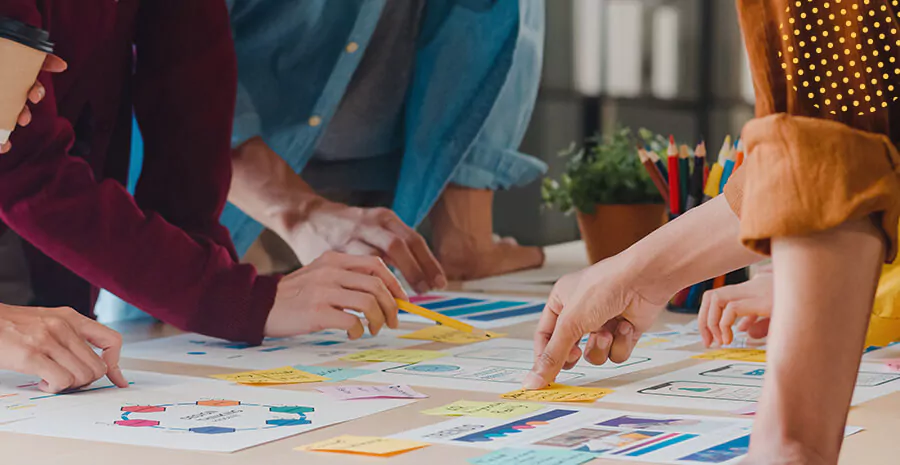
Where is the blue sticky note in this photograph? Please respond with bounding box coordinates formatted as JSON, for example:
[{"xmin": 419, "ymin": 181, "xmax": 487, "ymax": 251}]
[
  {"xmin": 292, "ymin": 365, "xmax": 374, "ymax": 382},
  {"xmin": 468, "ymin": 448, "xmax": 596, "ymax": 465}
]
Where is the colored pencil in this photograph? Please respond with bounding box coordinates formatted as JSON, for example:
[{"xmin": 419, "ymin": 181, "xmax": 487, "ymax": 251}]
[
  {"xmin": 638, "ymin": 147, "xmax": 670, "ymax": 205},
  {"xmin": 734, "ymin": 139, "xmax": 745, "ymax": 169},
  {"xmin": 647, "ymin": 146, "xmax": 668, "ymax": 183},
  {"xmin": 396, "ymin": 300, "xmax": 491, "ymax": 338},
  {"xmin": 703, "ymin": 136, "xmax": 731, "ymax": 199},
  {"xmin": 685, "ymin": 142, "xmax": 706, "ymax": 210},
  {"xmin": 667, "ymin": 135, "xmax": 681, "ymax": 215},
  {"xmin": 679, "ymin": 145, "xmax": 691, "ymax": 212},
  {"xmin": 718, "ymin": 139, "xmax": 737, "ymax": 194}
]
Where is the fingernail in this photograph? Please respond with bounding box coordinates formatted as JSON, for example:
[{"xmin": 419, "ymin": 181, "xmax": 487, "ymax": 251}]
[
  {"xmin": 415, "ymin": 282, "xmax": 430, "ymax": 294},
  {"xmin": 618, "ymin": 323, "xmax": 632, "ymax": 336},
  {"xmin": 435, "ymin": 275, "xmax": 448, "ymax": 289},
  {"xmin": 522, "ymin": 372, "xmax": 547, "ymax": 390}
]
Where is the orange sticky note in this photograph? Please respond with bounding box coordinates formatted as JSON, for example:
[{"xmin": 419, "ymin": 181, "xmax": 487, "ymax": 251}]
[
  {"xmin": 501, "ymin": 383, "xmax": 613, "ymax": 403},
  {"xmin": 296, "ymin": 435, "xmax": 430, "ymax": 457}
]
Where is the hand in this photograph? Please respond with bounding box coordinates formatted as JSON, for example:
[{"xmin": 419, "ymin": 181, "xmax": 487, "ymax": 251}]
[
  {"xmin": 0, "ymin": 55, "xmax": 67, "ymax": 154},
  {"xmin": 264, "ymin": 251, "xmax": 409, "ymax": 338},
  {"xmin": 286, "ymin": 201, "xmax": 446, "ymax": 294},
  {"xmin": 698, "ymin": 271, "xmax": 774, "ymax": 347},
  {"xmin": 525, "ymin": 254, "xmax": 669, "ymax": 389},
  {"xmin": 0, "ymin": 304, "xmax": 128, "ymax": 393}
]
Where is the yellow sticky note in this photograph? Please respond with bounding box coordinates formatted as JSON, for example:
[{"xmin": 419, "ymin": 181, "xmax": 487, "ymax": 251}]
[
  {"xmin": 210, "ymin": 366, "xmax": 328, "ymax": 385},
  {"xmin": 400, "ymin": 326, "xmax": 506, "ymax": 344},
  {"xmin": 340, "ymin": 349, "xmax": 447, "ymax": 364},
  {"xmin": 501, "ymin": 383, "xmax": 613, "ymax": 403},
  {"xmin": 693, "ymin": 349, "xmax": 767, "ymax": 363},
  {"xmin": 421, "ymin": 401, "xmax": 543, "ymax": 419},
  {"xmin": 297, "ymin": 435, "xmax": 430, "ymax": 457}
]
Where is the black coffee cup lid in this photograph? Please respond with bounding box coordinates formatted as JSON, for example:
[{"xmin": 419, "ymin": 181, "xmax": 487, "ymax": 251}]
[{"xmin": 0, "ymin": 16, "xmax": 53, "ymax": 54}]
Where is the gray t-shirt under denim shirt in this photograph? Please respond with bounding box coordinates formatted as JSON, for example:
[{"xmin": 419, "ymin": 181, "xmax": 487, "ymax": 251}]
[{"xmin": 305, "ymin": 0, "xmax": 425, "ymax": 193}]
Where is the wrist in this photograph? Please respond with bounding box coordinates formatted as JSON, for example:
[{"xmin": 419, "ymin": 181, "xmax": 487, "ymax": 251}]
[{"xmin": 614, "ymin": 244, "xmax": 685, "ymax": 306}]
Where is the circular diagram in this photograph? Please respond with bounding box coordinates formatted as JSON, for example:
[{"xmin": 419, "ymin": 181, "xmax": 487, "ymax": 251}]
[
  {"xmin": 404, "ymin": 364, "xmax": 461, "ymax": 373},
  {"xmin": 115, "ymin": 400, "xmax": 314, "ymax": 434}
]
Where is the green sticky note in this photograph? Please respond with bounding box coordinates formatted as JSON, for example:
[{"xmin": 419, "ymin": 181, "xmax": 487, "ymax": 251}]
[{"xmin": 292, "ymin": 366, "xmax": 374, "ymax": 382}]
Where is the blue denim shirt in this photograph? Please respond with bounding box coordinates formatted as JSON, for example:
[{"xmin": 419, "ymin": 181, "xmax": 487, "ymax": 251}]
[{"xmin": 221, "ymin": 0, "xmax": 547, "ymax": 256}]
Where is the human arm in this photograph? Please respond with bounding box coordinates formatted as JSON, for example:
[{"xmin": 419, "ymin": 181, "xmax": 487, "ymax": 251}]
[
  {"xmin": 0, "ymin": 54, "xmax": 65, "ymax": 154},
  {"xmin": 0, "ymin": 303, "xmax": 127, "ymax": 393},
  {"xmin": 525, "ymin": 195, "xmax": 764, "ymax": 389},
  {"xmin": 0, "ymin": 1, "xmax": 279, "ymax": 343},
  {"xmin": 747, "ymin": 220, "xmax": 882, "ymax": 464},
  {"xmin": 229, "ymin": 136, "xmax": 446, "ymax": 293}
]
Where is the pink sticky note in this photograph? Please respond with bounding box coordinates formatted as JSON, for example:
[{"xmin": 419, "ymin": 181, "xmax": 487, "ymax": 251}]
[
  {"xmin": 731, "ymin": 404, "xmax": 757, "ymax": 416},
  {"xmin": 316, "ymin": 384, "xmax": 428, "ymax": 400}
]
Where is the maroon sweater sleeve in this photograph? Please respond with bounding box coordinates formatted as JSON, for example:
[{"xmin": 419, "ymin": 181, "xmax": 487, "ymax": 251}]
[{"xmin": 0, "ymin": 1, "xmax": 278, "ymax": 344}]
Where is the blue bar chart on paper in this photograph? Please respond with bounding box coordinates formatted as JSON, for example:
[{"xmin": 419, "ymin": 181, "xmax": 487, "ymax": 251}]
[{"xmin": 400, "ymin": 292, "xmax": 547, "ymax": 328}]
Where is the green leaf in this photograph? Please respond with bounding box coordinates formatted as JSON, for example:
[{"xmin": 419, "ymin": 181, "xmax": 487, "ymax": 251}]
[{"xmin": 541, "ymin": 126, "xmax": 664, "ymax": 213}]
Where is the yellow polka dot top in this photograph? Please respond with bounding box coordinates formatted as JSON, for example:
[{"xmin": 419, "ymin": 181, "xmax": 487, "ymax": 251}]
[{"xmin": 739, "ymin": 0, "xmax": 900, "ymax": 136}]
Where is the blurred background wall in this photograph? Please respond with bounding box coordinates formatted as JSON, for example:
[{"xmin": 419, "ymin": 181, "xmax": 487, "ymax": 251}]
[{"xmin": 495, "ymin": 0, "xmax": 756, "ymax": 246}]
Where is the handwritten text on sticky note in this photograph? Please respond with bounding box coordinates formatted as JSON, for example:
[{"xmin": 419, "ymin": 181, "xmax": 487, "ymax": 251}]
[
  {"xmin": 211, "ymin": 366, "xmax": 328, "ymax": 385},
  {"xmin": 291, "ymin": 365, "xmax": 374, "ymax": 382},
  {"xmin": 400, "ymin": 326, "xmax": 506, "ymax": 344},
  {"xmin": 501, "ymin": 383, "xmax": 612, "ymax": 403},
  {"xmin": 297, "ymin": 435, "xmax": 430, "ymax": 457}
]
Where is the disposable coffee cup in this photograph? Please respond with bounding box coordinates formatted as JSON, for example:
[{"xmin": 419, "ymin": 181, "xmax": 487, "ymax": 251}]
[{"xmin": 0, "ymin": 16, "xmax": 53, "ymax": 145}]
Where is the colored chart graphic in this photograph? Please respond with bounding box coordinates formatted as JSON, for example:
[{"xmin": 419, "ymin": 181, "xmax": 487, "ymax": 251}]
[
  {"xmin": 402, "ymin": 293, "xmax": 546, "ymax": 327},
  {"xmin": 115, "ymin": 399, "xmax": 315, "ymax": 434},
  {"xmin": 454, "ymin": 409, "xmax": 578, "ymax": 443},
  {"xmin": 679, "ymin": 435, "xmax": 749, "ymax": 463}
]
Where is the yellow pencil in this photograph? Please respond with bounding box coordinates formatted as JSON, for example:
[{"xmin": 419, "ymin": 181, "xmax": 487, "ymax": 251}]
[{"xmin": 396, "ymin": 299, "xmax": 492, "ymax": 338}]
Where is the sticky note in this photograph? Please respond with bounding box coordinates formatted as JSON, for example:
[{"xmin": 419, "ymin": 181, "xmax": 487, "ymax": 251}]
[
  {"xmin": 501, "ymin": 383, "xmax": 612, "ymax": 403},
  {"xmin": 400, "ymin": 326, "xmax": 506, "ymax": 344},
  {"xmin": 420, "ymin": 401, "xmax": 543, "ymax": 419},
  {"xmin": 210, "ymin": 366, "xmax": 328, "ymax": 385},
  {"xmin": 468, "ymin": 448, "xmax": 597, "ymax": 465},
  {"xmin": 297, "ymin": 435, "xmax": 430, "ymax": 457},
  {"xmin": 340, "ymin": 349, "xmax": 447, "ymax": 364},
  {"xmin": 291, "ymin": 365, "xmax": 374, "ymax": 382},
  {"xmin": 693, "ymin": 349, "xmax": 767, "ymax": 363},
  {"xmin": 316, "ymin": 384, "xmax": 428, "ymax": 400},
  {"xmin": 883, "ymin": 358, "xmax": 900, "ymax": 372}
]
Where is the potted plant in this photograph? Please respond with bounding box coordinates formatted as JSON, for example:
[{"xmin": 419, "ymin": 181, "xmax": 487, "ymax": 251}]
[{"xmin": 542, "ymin": 127, "xmax": 666, "ymax": 264}]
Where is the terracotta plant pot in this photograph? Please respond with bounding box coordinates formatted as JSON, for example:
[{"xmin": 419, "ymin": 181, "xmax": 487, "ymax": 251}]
[{"xmin": 576, "ymin": 204, "xmax": 667, "ymax": 264}]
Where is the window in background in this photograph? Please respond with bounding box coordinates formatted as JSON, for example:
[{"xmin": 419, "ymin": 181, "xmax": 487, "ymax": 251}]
[
  {"xmin": 604, "ymin": 0, "xmax": 643, "ymax": 97},
  {"xmin": 573, "ymin": 0, "xmax": 604, "ymax": 96},
  {"xmin": 651, "ymin": 5, "xmax": 680, "ymax": 99}
]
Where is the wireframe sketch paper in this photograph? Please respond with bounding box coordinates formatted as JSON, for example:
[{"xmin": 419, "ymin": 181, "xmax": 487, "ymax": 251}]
[
  {"xmin": 0, "ymin": 370, "xmax": 413, "ymax": 452},
  {"xmin": 601, "ymin": 360, "xmax": 900, "ymax": 412},
  {"xmin": 393, "ymin": 405, "xmax": 862, "ymax": 464},
  {"xmin": 355, "ymin": 338, "xmax": 696, "ymax": 393},
  {"xmin": 122, "ymin": 328, "xmax": 421, "ymax": 369}
]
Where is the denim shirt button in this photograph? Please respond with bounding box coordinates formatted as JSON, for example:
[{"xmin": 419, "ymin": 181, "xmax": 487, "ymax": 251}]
[
  {"xmin": 345, "ymin": 42, "xmax": 360, "ymax": 53},
  {"xmin": 308, "ymin": 116, "xmax": 322, "ymax": 127}
]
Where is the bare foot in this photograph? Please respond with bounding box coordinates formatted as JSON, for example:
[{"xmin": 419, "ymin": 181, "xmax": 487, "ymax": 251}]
[
  {"xmin": 436, "ymin": 234, "xmax": 544, "ymax": 281},
  {"xmin": 430, "ymin": 185, "xmax": 544, "ymax": 281}
]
